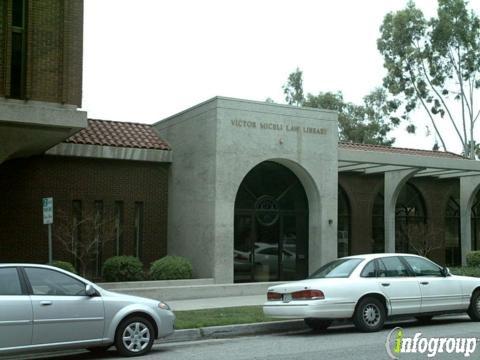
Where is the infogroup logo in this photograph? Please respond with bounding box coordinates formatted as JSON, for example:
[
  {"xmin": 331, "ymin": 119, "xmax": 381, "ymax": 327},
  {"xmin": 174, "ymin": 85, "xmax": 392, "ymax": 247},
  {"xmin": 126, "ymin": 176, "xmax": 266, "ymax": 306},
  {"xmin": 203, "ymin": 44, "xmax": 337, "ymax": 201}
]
[{"xmin": 385, "ymin": 327, "xmax": 478, "ymax": 359}]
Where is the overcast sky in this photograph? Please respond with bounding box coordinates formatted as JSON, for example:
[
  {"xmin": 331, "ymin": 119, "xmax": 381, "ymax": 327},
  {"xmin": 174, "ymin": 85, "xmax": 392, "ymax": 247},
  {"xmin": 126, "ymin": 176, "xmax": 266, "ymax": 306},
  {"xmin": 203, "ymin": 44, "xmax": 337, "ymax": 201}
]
[{"xmin": 81, "ymin": 0, "xmax": 480, "ymax": 153}]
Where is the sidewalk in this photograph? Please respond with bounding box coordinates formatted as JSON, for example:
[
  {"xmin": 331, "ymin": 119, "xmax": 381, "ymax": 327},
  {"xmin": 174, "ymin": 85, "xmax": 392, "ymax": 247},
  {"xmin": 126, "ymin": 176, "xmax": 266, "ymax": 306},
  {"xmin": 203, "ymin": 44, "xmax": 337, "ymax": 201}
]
[{"xmin": 168, "ymin": 294, "xmax": 266, "ymax": 311}]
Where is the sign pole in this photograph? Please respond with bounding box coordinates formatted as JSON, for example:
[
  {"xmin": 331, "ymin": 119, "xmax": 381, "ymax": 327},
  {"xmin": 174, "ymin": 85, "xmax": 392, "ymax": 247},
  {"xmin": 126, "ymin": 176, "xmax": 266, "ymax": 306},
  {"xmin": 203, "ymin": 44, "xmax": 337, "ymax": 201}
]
[
  {"xmin": 48, "ymin": 223, "xmax": 52, "ymax": 264},
  {"xmin": 43, "ymin": 197, "xmax": 54, "ymax": 264}
]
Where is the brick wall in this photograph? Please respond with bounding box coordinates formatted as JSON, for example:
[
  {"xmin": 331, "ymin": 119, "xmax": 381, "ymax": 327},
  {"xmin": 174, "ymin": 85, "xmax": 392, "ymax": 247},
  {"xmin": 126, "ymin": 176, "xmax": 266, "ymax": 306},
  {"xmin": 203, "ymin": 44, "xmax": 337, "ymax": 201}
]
[
  {"xmin": 339, "ymin": 172, "xmax": 460, "ymax": 265},
  {"xmin": 0, "ymin": 0, "xmax": 83, "ymax": 105},
  {"xmin": 0, "ymin": 155, "xmax": 169, "ymax": 274}
]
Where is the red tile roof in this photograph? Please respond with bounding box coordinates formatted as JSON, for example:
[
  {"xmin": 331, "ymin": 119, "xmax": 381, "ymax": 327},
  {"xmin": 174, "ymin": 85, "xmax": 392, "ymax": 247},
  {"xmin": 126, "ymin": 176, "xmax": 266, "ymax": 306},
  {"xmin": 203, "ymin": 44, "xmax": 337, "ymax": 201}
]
[
  {"xmin": 339, "ymin": 142, "xmax": 462, "ymax": 159},
  {"xmin": 65, "ymin": 119, "xmax": 170, "ymax": 150}
]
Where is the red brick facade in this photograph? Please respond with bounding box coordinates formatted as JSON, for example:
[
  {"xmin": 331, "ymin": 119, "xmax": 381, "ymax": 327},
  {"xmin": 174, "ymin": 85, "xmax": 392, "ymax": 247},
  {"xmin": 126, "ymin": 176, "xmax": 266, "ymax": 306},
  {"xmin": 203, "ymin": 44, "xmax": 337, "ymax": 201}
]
[
  {"xmin": 1, "ymin": 0, "xmax": 83, "ymax": 105},
  {"xmin": 0, "ymin": 155, "xmax": 169, "ymax": 275}
]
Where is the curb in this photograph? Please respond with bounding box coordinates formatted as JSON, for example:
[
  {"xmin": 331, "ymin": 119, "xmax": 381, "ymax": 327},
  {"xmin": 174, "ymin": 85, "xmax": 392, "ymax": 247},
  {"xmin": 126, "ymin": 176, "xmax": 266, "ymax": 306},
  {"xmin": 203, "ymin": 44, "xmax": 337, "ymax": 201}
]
[{"xmin": 160, "ymin": 319, "xmax": 307, "ymax": 343}]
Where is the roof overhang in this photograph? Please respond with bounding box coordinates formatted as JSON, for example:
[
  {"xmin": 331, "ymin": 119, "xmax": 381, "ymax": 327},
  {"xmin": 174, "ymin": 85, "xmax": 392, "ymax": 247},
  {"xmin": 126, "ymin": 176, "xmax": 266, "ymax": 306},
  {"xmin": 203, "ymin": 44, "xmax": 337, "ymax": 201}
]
[
  {"xmin": 0, "ymin": 99, "xmax": 87, "ymax": 164},
  {"xmin": 46, "ymin": 143, "xmax": 172, "ymax": 163},
  {"xmin": 338, "ymin": 147, "xmax": 480, "ymax": 178}
]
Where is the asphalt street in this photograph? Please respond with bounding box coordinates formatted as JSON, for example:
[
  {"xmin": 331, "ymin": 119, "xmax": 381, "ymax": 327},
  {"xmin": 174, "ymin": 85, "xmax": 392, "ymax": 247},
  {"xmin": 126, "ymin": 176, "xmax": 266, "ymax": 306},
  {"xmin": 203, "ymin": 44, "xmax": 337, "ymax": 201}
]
[{"xmin": 4, "ymin": 316, "xmax": 480, "ymax": 360}]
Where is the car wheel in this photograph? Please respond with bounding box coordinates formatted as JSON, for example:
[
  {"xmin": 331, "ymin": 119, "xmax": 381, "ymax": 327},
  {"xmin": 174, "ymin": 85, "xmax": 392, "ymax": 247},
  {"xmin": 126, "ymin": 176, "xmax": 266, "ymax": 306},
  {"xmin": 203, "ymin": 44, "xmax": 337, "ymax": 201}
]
[
  {"xmin": 467, "ymin": 290, "xmax": 480, "ymax": 322},
  {"xmin": 87, "ymin": 345, "xmax": 111, "ymax": 354},
  {"xmin": 304, "ymin": 318, "xmax": 332, "ymax": 331},
  {"xmin": 415, "ymin": 315, "xmax": 433, "ymax": 324},
  {"xmin": 115, "ymin": 316, "xmax": 154, "ymax": 357},
  {"xmin": 353, "ymin": 297, "xmax": 386, "ymax": 332}
]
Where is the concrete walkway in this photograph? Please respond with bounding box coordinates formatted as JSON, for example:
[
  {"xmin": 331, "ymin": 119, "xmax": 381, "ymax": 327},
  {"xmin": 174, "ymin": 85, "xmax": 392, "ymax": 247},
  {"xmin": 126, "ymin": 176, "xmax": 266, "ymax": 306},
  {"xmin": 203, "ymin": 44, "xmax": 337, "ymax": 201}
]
[{"xmin": 168, "ymin": 294, "xmax": 266, "ymax": 311}]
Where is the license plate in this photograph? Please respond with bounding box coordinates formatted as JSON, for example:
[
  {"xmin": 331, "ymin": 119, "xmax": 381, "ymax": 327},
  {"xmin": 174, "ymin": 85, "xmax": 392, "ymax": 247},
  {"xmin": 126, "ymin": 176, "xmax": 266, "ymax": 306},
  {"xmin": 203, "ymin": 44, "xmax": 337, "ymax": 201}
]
[{"xmin": 282, "ymin": 294, "xmax": 292, "ymax": 303}]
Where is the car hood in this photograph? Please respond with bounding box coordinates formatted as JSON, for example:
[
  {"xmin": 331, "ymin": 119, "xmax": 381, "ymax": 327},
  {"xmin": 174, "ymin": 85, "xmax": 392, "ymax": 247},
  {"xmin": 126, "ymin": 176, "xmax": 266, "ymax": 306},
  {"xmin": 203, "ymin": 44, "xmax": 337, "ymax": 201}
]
[
  {"xmin": 268, "ymin": 278, "xmax": 349, "ymax": 293},
  {"xmin": 100, "ymin": 289, "xmax": 160, "ymax": 306}
]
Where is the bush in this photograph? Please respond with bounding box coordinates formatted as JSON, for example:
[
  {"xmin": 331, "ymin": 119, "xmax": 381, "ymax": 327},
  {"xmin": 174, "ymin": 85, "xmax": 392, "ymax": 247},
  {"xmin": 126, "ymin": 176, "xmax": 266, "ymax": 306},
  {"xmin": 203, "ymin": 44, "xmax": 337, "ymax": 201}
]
[
  {"xmin": 149, "ymin": 256, "xmax": 193, "ymax": 280},
  {"xmin": 449, "ymin": 267, "xmax": 480, "ymax": 278},
  {"xmin": 102, "ymin": 256, "xmax": 144, "ymax": 282},
  {"xmin": 466, "ymin": 251, "xmax": 480, "ymax": 267},
  {"xmin": 50, "ymin": 260, "xmax": 77, "ymax": 274}
]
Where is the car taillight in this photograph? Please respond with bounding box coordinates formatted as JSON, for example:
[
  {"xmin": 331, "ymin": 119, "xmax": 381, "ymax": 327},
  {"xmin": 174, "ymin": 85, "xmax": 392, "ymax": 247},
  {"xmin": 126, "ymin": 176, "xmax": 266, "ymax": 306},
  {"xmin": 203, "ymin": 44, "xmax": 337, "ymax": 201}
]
[
  {"xmin": 291, "ymin": 289, "xmax": 324, "ymax": 300},
  {"xmin": 267, "ymin": 291, "xmax": 282, "ymax": 301}
]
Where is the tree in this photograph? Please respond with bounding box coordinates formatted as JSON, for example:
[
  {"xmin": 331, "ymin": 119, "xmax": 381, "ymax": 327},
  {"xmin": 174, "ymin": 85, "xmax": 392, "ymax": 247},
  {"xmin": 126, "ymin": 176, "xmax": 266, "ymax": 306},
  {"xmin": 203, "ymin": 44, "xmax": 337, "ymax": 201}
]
[
  {"xmin": 54, "ymin": 206, "xmax": 116, "ymax": 278},
  {"xmin": 377, "ymin": 0, "xmax": 480, "ymax": 158},
  {"xmin": 281, "ymin": 68, "xmax": 399, "ymax": 145},
  {"xmin": 283, "ymin": 67, "xmax": 304, "ymax": 106},
  {"xmin": 398, "ymin": 222, "xmax": 444, "ymax": 258}
]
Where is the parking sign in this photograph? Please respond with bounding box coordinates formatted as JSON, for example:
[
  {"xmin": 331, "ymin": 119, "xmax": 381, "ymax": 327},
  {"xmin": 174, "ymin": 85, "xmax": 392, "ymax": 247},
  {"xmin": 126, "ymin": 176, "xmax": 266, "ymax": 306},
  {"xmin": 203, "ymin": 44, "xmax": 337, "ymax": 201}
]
[{"xmin": 43, "ymin": 197, "xmax": 53, "ymax": 224}]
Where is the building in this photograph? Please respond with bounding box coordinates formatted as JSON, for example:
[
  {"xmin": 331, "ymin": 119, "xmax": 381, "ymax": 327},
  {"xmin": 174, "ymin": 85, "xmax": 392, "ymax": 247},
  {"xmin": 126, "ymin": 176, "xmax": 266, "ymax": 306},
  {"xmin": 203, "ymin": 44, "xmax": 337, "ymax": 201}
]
[{"xmin": 1, "ymin": 0, "xmax": 480, "ymax": 284}]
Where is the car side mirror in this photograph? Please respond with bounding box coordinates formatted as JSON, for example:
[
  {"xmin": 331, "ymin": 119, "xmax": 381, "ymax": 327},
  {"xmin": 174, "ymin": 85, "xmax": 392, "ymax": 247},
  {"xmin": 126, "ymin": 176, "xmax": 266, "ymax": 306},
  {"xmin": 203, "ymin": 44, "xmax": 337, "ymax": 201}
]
[
  {"xmin": 85, "ymin": 284, "xmax": 97, "ymax": 297},
  {"xmin": 441, "ymin": 266, "xmax": 450, "ymax": 277}
]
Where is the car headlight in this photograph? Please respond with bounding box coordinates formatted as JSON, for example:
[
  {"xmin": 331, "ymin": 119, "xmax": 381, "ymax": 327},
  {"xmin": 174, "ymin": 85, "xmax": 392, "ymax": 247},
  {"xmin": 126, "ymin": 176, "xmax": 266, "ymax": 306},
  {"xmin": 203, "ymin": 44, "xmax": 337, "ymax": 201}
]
[{"xmin": 158, "ymin": 301, "xmax": 170, "ymax": 310}]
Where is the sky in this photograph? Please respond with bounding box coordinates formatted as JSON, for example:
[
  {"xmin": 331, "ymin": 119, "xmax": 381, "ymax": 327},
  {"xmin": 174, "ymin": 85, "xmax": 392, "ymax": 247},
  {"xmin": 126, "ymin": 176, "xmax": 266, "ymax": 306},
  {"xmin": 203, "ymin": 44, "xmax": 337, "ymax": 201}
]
[{"xmin": 81, "ymin": 0, "xmax": 480, "ymax": 154}]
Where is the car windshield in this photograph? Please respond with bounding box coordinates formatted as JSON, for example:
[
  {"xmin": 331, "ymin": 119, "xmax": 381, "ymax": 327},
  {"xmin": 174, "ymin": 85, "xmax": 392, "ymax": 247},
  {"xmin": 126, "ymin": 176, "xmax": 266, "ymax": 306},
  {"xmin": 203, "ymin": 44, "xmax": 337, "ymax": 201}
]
[{"xmin": 309, "ymin": 258, "xmax": 363, "ymax": 279}]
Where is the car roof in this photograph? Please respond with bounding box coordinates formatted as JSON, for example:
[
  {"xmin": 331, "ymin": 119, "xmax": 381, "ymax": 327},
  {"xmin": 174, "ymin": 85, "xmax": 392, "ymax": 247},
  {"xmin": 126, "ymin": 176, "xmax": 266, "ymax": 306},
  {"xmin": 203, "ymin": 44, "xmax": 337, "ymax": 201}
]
[{"xmin": 341, "ymin": 253, "xmax": 425, "ymax": 261}]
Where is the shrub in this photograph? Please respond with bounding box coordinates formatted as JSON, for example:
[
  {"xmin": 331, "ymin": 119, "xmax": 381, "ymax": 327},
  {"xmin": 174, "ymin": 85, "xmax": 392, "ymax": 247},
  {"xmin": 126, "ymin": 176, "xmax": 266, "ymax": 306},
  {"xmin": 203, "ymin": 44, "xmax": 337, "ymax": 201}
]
[
  {"xmin": 50, "ymin": 260, "xmax": 77, "ymax": 274},
  {"xmin": 449, "ymin": 267, "xmax": 480, "ymax": 278},
  {"xmin": 466, "ymin": 251, "xmax": 480, "ymax": 267},
  {"xmin": 102, "ymin": 256, "xmax": 144, "ymax": 282},
  {"xmin": 149, "ymin": 256, "xmax": 193, "ymax": 280}
]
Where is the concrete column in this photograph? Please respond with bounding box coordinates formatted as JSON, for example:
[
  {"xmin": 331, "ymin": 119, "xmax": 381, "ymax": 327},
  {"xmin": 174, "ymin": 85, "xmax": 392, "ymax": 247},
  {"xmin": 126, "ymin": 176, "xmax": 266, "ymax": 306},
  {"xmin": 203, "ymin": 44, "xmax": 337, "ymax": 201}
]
[
  {"xmin": 460, "ymin": 176, "xmax": 480, "ymax": 265},
  {"xmin": 384, "ymin": 169, "xmax": 420, "ymax": 253}
]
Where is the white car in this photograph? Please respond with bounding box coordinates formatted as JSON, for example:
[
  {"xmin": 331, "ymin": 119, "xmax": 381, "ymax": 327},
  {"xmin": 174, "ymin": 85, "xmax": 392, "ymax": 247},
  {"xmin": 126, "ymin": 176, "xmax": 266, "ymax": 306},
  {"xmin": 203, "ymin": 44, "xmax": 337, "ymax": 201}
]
[{"xmin": 263, "ymin": 253, "xmax": 480, "ymax": 332}]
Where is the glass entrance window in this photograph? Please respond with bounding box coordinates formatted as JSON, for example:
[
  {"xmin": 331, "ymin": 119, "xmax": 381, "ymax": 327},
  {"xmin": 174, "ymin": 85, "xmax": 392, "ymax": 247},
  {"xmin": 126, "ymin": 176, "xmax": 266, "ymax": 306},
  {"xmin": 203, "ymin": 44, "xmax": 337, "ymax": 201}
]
[
  {"xmin": 338, "ymin": 186, "xmax": 351, "ymax": 258},
  {"xmin": 234, "ymin": 161, "xmax": 308, "ymax": 283}
]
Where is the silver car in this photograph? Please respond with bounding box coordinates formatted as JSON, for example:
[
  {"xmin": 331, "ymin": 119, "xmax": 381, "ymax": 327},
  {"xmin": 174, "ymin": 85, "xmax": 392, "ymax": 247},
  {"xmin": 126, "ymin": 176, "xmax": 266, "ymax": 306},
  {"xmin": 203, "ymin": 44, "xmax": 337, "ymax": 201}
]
[{"xmin": 0, "ymin": 264, "xmax": 175, "ymax": 357}]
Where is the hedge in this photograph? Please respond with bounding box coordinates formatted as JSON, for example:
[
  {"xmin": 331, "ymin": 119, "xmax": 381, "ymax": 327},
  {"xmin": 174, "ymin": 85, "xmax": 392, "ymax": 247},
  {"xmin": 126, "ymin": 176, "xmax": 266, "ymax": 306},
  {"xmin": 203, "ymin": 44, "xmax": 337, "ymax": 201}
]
[
  {"xmin": 449, "ymin": 267, "xmax": 480, "ymax": 278},
  {"xmin": 102, "ymin": 256, "xmax": 144, "ymax": 282},
  {"xmin": 466, "ymin": 251, "xmax": 480, "ymax": 267},
  {"xmin": 50, "ymin": 260, "xmax": 77, "ymax": 274},
  {"xmin": 149, "ymin": 256, "xmax": 193, "ymax": 280}
]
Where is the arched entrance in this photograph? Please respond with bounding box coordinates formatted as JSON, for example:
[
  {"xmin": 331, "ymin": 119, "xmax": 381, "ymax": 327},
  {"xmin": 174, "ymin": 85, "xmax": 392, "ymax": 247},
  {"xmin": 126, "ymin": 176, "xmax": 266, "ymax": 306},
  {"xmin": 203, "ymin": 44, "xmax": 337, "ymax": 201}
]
[{"xmin": 234, "ymin": 161, "xmax": 309, "ymax": 283}]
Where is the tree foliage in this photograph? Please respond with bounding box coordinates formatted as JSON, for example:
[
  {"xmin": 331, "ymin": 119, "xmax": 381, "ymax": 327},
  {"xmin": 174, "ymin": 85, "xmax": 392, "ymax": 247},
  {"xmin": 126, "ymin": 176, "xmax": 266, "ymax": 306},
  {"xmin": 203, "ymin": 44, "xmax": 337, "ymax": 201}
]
[
  {"xmin": 377, "ymin": 0, "xmax": 480, "ymax": 158},
  {"xmin": 281, "ymin": 68, "xmax": 398, "ymax": 145}
]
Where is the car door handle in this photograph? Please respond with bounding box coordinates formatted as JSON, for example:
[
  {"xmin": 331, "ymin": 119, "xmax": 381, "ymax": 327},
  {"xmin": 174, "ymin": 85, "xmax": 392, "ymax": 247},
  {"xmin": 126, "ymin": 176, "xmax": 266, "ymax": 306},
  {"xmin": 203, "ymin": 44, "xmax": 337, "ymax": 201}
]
[
  {"xmin": 381, "ymin": 283, "xmax": 390, "ymax": 287},
  {"xmin": 420, "ymin": 281, "xmax": 429, "ymax": 285},
  {"xmin": 40, "ymin": 301, "xmax": 52, "ymax": 306}
]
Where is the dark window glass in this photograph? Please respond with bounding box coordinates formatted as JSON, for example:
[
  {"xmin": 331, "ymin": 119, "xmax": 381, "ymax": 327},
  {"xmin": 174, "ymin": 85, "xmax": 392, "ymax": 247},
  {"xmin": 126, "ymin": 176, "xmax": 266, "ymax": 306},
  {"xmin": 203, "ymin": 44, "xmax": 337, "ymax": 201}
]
[
  {"xmin": 0, "ymin": 268, "xmax": 22, "ymax": 295},
  {"xmin": 403, "ymin": 256, "xmax": 442, "ymax": 277},
  {"xmin": 472, "ymin": 193, "xmax": 480, "ymax": 251},
  {"xmin": 372, "ymin": 183, "xmax": 427, "ymax": 254},
  {"xmin": 338, "ymin": 186, "xmax": 351, "ymax": 257},
  {"xmin": 94, "ymin": 201, "xmax": 104, "ymax": 276},
  {"xmin": 361, "ymin": 260, "xmax": 376, "ymax": 278},
  {"xmin": 10, "ymin": 32, "xmax": 24, "ymax": 98},
  {"xmin": 372, "ymin": 193, "xmax": 385, "ymax": 253},
  {"xmin": 377, "ymin": 257, "xmax": 410, "ymax": 277},
  {"xmin": 309, "ymin": 258, "xmax": 363, "ymax": 279},
  {"xmin": 234, "ymin": 161, "xmax": 308, "ymax": 283},
  {"xmin": 25, "ymin": 268, "xmax": 86, "ymax": 296},
  {"xmin": 445, "ymin": 196, "xmax": 461, "ymax": 266},
  {"xmin": 134, "ymin": 202, "xmax": 144, "ymax": 259},
  {"xmin": 395, "ymin": 184, "xmax": 426, "ymax": 253},
  {"xmin": 115, "ymin": 201, "xmax": 124, "ymax": 255},
  {"xmin": 72, "ymin": 200, "xmax": 82, "ymax": 268},
  {"xmin": 12, "ymin": 0, "xmax": 24, "ymax": 27}
]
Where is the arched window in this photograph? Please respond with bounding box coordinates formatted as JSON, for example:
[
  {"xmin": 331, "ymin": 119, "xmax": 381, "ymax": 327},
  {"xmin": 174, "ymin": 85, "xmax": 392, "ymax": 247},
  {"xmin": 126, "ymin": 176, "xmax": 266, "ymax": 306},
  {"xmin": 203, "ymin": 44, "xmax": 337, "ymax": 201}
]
[
  {"xmin": 372, "ymin": 183, "xmax": 427, "ymax": 254},
  {"xmin": 234, "ymin": 161, "xmax": 308, "ymax": 283},
  {"xmin": 395, "ymin": 184, "xmax": 426, "ymax": 253},
  {"xmin": 338, "ymin": 186, "xmax": 351, "ymax": 258},
  {"xmin": 472, "ymin": 193, "xmax": 480, "ymax": 251},
  {"xmin": 445, "ymin": 197, "xmax": 460, "ymax": 266}
]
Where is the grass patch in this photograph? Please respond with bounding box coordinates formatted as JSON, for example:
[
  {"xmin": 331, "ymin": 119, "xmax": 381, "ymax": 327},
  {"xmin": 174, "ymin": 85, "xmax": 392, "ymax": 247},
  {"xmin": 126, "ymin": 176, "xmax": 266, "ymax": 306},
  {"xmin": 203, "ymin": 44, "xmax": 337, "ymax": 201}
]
[{"xmin": 174, "ymin": 306, "xmax": 279, "ymax": 329}]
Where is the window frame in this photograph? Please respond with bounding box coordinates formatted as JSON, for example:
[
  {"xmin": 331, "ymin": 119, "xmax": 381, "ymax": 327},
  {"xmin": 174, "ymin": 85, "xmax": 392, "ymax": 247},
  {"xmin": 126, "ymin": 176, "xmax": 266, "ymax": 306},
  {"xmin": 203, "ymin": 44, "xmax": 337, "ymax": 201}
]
[
  {"xmin": 0, "ymin": 266, "xmax": 28, "ymax": 296},
  {"xmin": 20, "ymin": 266, "xmax": 90, "ymax": 297},
  {"xmin": 400, "ymin": 256, "xmax": 444, "ymax": 277},
  {"xmin": 376, "ymin": 256, "xmax": 415, "ymax": 278}
]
